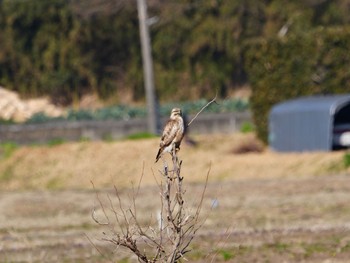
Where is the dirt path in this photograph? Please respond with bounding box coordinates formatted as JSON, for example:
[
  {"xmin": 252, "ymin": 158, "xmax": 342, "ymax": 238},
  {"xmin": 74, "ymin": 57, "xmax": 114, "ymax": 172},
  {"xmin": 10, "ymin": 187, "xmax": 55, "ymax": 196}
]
[{"xmin": 1, "ymin": 174, "xmax": 350, "ymax": 262}]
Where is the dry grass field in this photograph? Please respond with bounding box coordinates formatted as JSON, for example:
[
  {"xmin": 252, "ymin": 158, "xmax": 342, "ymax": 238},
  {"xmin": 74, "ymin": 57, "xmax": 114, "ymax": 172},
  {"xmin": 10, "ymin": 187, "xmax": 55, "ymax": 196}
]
[{"xmin": 1, "ymin": 133, "xmax": 350, "ymax": 262}]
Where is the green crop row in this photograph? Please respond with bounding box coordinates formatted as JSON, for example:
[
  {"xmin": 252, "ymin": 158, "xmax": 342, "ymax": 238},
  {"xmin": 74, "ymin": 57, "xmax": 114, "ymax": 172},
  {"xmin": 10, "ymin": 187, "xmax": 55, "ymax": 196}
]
[{"xmin": 25, "ymin": 98, "xmax": 249, "ymax": 124}]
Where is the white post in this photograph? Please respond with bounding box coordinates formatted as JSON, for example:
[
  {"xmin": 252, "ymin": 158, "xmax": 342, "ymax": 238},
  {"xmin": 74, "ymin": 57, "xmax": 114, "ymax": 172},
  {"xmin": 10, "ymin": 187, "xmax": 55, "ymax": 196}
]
[{"xmin": 137, "ymin": 0, "xmax": 160, "ymax": 134}]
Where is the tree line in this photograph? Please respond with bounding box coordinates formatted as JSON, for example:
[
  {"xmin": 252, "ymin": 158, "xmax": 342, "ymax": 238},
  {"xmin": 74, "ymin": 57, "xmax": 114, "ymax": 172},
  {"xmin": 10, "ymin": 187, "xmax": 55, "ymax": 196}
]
[{"xmin": 0, "ymin": 0, "xmax": 349, "ymax": 106}]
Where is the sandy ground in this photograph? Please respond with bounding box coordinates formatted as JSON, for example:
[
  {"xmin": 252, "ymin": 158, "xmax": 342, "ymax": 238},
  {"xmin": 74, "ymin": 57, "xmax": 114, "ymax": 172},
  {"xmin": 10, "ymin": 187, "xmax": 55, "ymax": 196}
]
[
  {"xmin": 1, "ymin": 133, "xmax": 350, "ymax": 262},
  {"xmin": 1, "ymin": 175, "xmax": 350, "ymax": 262},
  {"xmin": 0, "ymin": 133, "xmax": 346, "ymax": 190}
]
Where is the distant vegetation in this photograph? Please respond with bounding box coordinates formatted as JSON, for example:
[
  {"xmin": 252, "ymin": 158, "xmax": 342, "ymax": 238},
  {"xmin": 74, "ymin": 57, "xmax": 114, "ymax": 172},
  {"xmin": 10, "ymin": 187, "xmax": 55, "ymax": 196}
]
[
  {"xmin": 245, "ymin": 26, "xmax": 350, "ymax": 142},
  {"xmin": 26, "ymin": 98, "xmax": 248, "ymax": 123},
  {"xmin": 1, "ymin": 0, "xmax": 350, "ymax": 142},
  {"xmin": 1, "ymin": 0, "xmax": 350, "ymax": 106}
]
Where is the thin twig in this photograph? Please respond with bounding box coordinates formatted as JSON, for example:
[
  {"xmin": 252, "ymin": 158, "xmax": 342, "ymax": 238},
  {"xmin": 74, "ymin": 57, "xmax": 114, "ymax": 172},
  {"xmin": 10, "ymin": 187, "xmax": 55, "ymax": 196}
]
[
  {"xmin": 195, "ymin": 162, "xmax": 211, "ymax": 218},
  {"xmin": 91, "ymin": 180, "xmax": 110, "ymax": 225},
  {"xmin": 112, "ymin": 186, "xmax": 130, "ymax": 236},
  {"xmin": 209, "ymin": 227, "xmax": 234, "ymax": 263},
  {"xmin": 187, "ymin": 93, "xmax": 218, "ymax": 127},
  {"xmin": 85, "ymin": 233, "xmax": 114, "ymax": 263},
  {"xmin": 129, "ymin": 209, "xmax": 164, "ymax": 251},
  {"xmin": 136, "ymin": 161, "xmax": 146, "ymax": 197},
  {"xmin": 91, "ymin": 207, "xmax": 109, "ymax": 225}
]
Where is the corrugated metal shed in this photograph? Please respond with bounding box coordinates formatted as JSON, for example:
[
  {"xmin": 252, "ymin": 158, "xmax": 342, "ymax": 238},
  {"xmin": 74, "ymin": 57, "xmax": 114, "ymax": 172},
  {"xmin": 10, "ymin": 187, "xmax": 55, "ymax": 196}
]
[{"xmin": 269, "ymin": 94, "xmax": 350, "ymax": 152}]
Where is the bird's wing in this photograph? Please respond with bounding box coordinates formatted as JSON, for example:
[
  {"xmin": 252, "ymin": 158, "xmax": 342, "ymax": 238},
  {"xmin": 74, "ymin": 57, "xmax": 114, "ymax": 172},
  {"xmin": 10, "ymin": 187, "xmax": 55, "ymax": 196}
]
[{"xmin": 160, "ymin": 120, "xmax": 178, "ymax": 147}]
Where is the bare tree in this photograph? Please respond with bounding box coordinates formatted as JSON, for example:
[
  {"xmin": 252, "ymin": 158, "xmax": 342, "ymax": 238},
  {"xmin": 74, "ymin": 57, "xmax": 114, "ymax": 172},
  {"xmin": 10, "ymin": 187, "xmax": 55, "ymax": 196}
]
[
  {"xmin": 91, "ymin": 96, "xmax": 217, "ymax": 262},
  {"xmin": 91, "ymin": 151, "xmax": 209, "ymax": 262}
]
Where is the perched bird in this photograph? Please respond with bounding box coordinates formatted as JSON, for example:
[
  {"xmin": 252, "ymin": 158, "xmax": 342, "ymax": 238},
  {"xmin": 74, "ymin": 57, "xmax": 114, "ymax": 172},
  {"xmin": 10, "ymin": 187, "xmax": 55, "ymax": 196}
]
[{"xmin": 155, "ymin": 108, "xmax": 185, "ymax": 162}]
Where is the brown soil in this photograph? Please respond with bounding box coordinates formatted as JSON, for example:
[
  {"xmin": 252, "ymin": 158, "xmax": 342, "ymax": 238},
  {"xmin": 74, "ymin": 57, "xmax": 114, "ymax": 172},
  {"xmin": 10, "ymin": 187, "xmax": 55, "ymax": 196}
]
[
  {"xmin": 0, "ymin": 133, "xmax": 350, "ymax": 262},
  {"xmin": 1, "ymin": 175, "xmax": 350, "ymax": 262}
]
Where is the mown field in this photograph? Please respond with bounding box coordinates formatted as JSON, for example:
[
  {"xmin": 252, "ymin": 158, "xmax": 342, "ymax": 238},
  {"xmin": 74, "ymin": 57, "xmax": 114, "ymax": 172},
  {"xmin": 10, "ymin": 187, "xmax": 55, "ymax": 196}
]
[{"xmin": 1, "ymin": 133, "xmax": 350, "ymax": 262}]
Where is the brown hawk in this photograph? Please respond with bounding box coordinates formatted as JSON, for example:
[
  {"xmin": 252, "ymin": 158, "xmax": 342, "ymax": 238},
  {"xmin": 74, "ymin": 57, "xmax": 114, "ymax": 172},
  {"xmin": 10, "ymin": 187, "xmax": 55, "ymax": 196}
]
[{"xmin": 155, "ymin": 108, "xmax": 185, "ymax": 162}]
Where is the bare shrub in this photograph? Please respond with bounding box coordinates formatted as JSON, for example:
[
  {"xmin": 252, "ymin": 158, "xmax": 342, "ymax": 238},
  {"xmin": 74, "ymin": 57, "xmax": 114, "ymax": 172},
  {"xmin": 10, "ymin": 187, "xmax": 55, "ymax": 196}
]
[
  {"xmin": 231, "ymin": 136, "xmax": 264, "ymax": 154},
  {"xmin": 91, "ymin": 152, "xmax": 209, "ymax": 262},
  {"xmin": 90, "ymin": 95, "xmax": 217, "ymax": 262}
]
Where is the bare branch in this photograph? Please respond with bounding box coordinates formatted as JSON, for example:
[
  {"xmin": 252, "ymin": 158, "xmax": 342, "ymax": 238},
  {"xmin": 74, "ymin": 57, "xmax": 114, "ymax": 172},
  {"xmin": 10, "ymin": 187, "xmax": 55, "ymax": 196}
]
[
  {"xmin": 91, "ymin": 180, "xmax": 110, "ymax": 225},
  {"xmin": 85, "ymin": 233, "xmax": 114, "ymax": 263},
  {"xmin": 111, "ymin": 186, "xmax": 130, "ymax": 236},
  {"xmin": 187, "ymin": 92, "xmax": 218, "ymax": 127},
  {"xmin": 91, "ymin": 207, "xmax": 109, "ymax": 225},
  {"xmin": 92, "ymin": 122, "xmax": 211, "ymax": 262},
  {"xmin": 195, "ymin": 162, "xmax": 211, "ymax": 218},
  {"xmin": 136, "ymin": 161, "xmax": 146, "ymax": 197},
  {"xmin": 209, "ymin": 227, "xmax": 234, "ymax": 263}
]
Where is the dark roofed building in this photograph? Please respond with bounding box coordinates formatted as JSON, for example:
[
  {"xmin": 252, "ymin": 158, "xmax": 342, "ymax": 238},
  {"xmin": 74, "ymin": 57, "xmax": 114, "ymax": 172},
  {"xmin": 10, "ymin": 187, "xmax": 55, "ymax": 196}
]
[{"xmin": 269, "ymin": 94, "xmax": 350, "ymax": 152}]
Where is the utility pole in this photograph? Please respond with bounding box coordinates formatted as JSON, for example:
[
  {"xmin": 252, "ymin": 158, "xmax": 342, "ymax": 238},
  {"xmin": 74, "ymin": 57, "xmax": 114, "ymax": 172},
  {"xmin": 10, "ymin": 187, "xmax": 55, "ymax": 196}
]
[{"xmin": 137, "ymin": 0, "xmax": 160, "ymax": 135}]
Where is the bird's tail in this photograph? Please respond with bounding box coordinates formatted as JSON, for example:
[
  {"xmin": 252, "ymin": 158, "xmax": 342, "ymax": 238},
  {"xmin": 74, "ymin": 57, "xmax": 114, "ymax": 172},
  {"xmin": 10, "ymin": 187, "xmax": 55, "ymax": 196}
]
[{"xmin": 155, "ymin": 148, "xmax": 162, "ymax": 163}]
